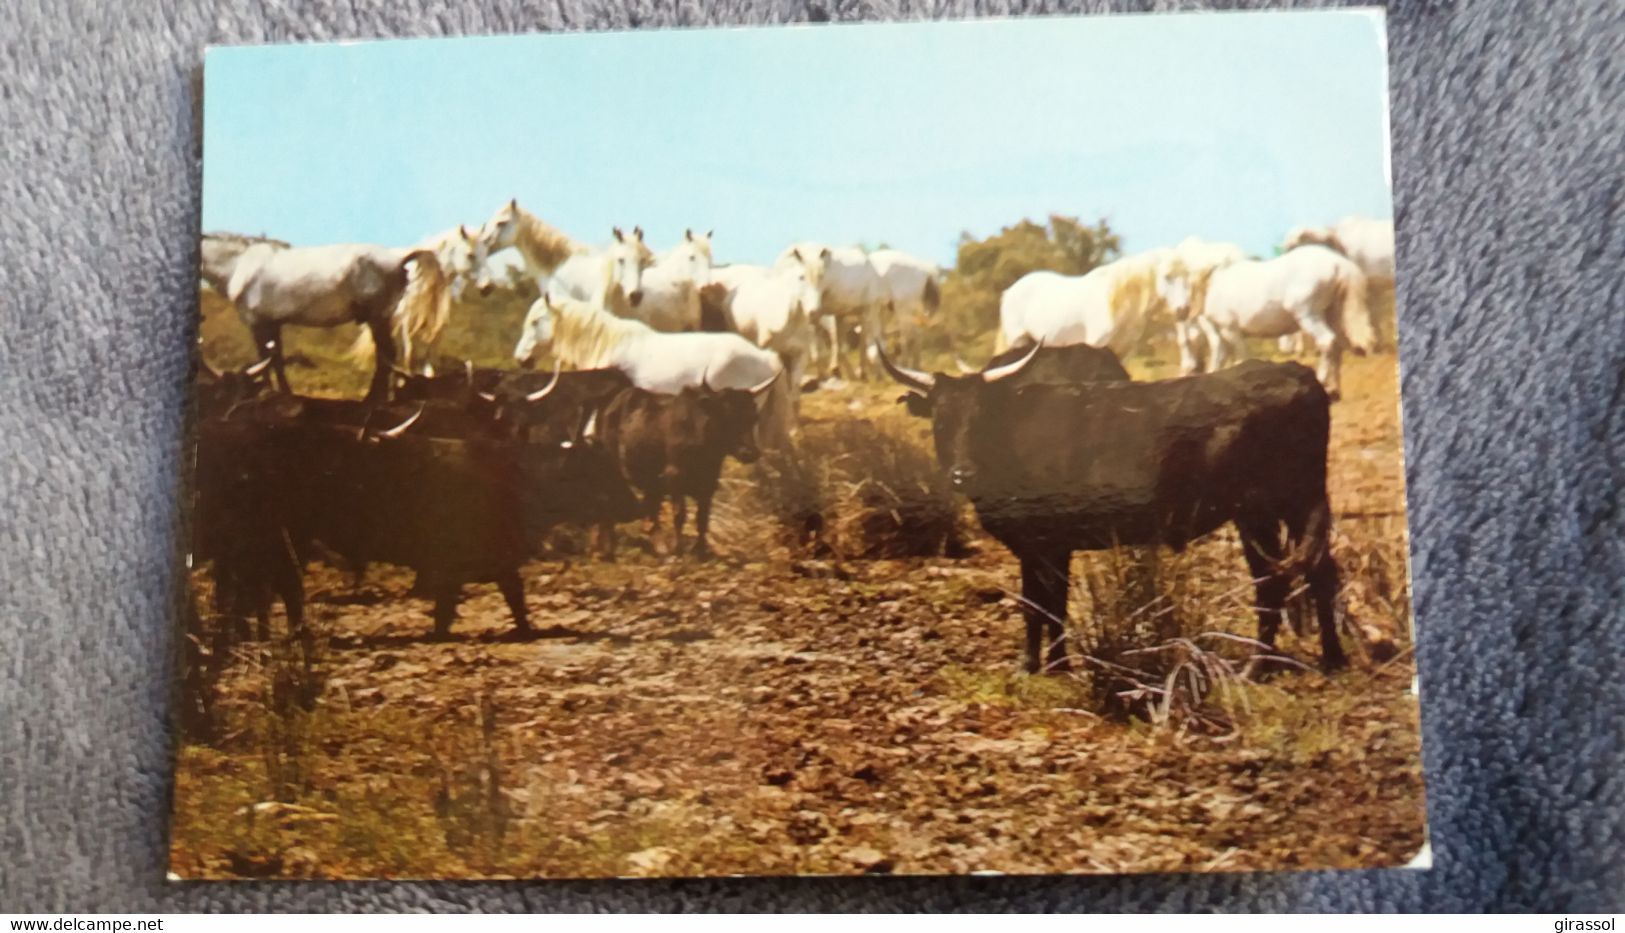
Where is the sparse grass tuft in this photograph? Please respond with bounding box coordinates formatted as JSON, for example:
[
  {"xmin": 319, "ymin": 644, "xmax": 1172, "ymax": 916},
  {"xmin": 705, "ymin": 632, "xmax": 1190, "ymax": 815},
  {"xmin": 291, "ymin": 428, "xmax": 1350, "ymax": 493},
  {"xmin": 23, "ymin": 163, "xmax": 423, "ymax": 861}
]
[{"xmin": 742, "ymin": 420, "xmax": 966, "ymax": 560}]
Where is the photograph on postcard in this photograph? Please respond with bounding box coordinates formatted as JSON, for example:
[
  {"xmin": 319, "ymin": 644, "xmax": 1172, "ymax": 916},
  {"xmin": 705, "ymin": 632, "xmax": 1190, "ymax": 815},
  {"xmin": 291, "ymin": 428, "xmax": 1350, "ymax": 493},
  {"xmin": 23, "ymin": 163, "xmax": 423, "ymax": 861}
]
[{"xmin": 175, "ymin": 11, "xmax": 1425, "ymax": 879}]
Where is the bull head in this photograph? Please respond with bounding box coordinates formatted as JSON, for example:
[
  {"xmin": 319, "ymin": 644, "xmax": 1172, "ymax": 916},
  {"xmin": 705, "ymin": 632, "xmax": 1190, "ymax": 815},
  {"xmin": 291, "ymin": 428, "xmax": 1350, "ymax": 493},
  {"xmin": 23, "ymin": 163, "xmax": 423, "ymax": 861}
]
[
  {"xmin": 524, "ymin": 361, "xmax": 563, "ymax": 403},
  {"xmin": 877, "ymin": 340, "xmax": 1041, "ymax": 419},
  {"xmin": 242, "ymin": 357, "xmax": 273, "ymax": 381},
  {"xmin": 366, "ymin": 405, "xmax": 425, "ymax": 443},
  {"xmin": 748, "ymin": 369, "xmax": 781, "ymax": 397}
]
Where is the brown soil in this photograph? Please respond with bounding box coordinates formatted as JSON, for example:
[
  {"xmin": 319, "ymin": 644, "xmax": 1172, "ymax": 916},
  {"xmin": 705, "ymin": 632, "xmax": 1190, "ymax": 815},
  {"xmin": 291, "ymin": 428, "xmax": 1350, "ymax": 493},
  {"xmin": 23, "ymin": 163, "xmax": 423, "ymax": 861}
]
[{"xmin": 171, "ymin": 348, "xmax": 1426, "ymax": 880}]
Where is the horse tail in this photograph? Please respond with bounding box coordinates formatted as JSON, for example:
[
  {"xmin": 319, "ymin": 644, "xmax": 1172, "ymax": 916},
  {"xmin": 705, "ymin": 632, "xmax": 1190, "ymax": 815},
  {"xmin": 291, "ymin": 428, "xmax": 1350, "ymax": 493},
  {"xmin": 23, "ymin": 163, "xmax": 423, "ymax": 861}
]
[
  {"xmin": 396, "ymin": 248, "xmax": 451, "ymax": 356},
  {"xmin": 922, "ymin": 274, "xmax": 941, "ymax": 313},
  {"xmin": 1334, "ymin": 263, "xmax": 1377, "ymax": 355},
  {"xmin": 346, "ymin": 326, "xmax": 377, "ymax": 364},
  {"xmin": 1275, "ymin": 494, "xmax": 1333, "ymax": 580}
]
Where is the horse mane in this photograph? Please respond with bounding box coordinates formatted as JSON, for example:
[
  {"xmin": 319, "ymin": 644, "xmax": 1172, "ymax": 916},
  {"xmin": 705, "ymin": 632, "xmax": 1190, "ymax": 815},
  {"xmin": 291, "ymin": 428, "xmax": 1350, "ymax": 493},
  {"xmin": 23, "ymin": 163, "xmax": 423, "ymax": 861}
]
[
  {"xmin": 549, "ymin": 294, "xmax": 652, "ymax": 369},
  {"xmin": 514, "ymin": 207, "xmax": 584, "ymax": 272}
]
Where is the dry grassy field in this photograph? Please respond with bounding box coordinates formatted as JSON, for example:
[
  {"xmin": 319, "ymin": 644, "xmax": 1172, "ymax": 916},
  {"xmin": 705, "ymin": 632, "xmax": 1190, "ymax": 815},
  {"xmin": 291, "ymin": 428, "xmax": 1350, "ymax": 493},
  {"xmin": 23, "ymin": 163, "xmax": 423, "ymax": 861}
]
[{"xmin": 172, "ymin": 292, "xmax": 1425, "ymax": 879}]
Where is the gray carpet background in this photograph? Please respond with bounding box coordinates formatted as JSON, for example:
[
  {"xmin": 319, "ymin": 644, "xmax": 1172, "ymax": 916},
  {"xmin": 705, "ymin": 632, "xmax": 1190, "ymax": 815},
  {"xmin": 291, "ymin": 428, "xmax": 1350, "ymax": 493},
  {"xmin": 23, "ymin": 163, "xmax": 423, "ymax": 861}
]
[{"xmin": 2, "ymin": 0, "xmax": 1621, "ymax": 913}]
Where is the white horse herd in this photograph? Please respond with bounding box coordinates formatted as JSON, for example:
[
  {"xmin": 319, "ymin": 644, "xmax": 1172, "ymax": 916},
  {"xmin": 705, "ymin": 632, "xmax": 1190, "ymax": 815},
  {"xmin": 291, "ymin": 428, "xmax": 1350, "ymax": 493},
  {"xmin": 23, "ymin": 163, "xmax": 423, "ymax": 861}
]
[{"xmin": 198, "ymin": 202, "xmax": 1394, "ymax": 421}]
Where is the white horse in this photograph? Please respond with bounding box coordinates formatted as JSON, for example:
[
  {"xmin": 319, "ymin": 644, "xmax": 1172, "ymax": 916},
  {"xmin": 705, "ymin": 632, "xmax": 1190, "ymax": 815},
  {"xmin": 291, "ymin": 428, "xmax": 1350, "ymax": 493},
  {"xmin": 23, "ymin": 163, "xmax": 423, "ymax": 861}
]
[
  {"xmin": 417, "ymin": 224, "xmax": 480, "ymax": 302},
  {"xmin": 1281, "ymin": 216, "xmax": 1396, "ymax": 356},
  {"xmin": 714, "ymin": 261, "xmax": 823, "ymax": 433},
  {"xmin": 472, "ymin": 198, "xmax": 586, "ymax": 292},
  {"xmin": 201, "ymin": 234, "xmax": 450, "ymax": 399},
  {"xmin": 632, "ymin": 229, "xmax": 714, "ymax": 332},
  {"xmin": 545, "ymin": 227, "xmax": 656, "ymax": 318},
  {"xmin": 1284, "ymin": 216, "xmax": 1395, "ymax": 284},
  {"xmin": 1158, "ymin": 237, "xmax": 1249, "ymax": 374},
  {"xmin": 996, "ymin": 249, "xmax": 1188, "ymax": 359},
  {"xmin": 1188, "ymin": 244, "xmax": 1376, "ymax": 399},
  {"xmin": 777, "ymin": 243, "xmax": 882, "ymax": 381},
  {"xmin": 868, "ymin": 249, "xmax": 942, "ymax": 369},
  {"xmin": 513, "ymin": 291, "xmax": 794, "ymax": 443}
]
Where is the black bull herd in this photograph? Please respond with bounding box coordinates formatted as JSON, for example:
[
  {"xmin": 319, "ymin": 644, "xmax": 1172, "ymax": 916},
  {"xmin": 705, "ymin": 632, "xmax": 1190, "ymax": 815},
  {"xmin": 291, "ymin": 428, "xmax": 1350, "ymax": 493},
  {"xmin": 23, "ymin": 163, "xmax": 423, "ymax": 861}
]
[{"xmin": 192, "ymin": 342, "xmax": 1349, "ymax": 676}]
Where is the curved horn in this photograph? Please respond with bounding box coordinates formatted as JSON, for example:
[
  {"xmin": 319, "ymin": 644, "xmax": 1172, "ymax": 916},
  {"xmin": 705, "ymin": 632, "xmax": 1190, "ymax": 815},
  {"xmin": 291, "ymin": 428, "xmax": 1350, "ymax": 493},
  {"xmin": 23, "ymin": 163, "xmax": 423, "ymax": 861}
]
[
  {"xmin": 242, "ymin": 357, "xmax": 272, "ymax": 379},
  {"xmin": 525, "ymin": 361, "xmax": 563, "ymax": 403},
  {"xmin": 874, "ymin": 341, "xmax": 934, "ymax": 393},
  {"xmin": 749, "ymin": 368, "xmax": 782, "ymax": 396},
  {"xmin": 477, "ymin": 391, "xmax": 497, "ymax": 403},
  {"xmin": 374, "ymin": 405, "xmax": 424, "ymax": 440},
  {"xmin": 581, "ymin": 409, "xmax": 598, "ymax": 441},
  {"xmin": 463, "ymin": 359, "xmax": 475, "ymax": 384},
  {"xmin": 954, "ymin": 356, "xmax": 979, "ymax": 375},
  {"xmin": 982, "ymin": 339, "xmax": 1043, "ymax": 383}
]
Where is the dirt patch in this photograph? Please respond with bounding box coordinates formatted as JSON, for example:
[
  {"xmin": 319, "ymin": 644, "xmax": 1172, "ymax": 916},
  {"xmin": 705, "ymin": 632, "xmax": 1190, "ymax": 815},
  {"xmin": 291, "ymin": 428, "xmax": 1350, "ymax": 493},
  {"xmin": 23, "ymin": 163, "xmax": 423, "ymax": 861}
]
[{"xmin": 172, "ymin": 352, "xmax": 1426, "ymax": 879}]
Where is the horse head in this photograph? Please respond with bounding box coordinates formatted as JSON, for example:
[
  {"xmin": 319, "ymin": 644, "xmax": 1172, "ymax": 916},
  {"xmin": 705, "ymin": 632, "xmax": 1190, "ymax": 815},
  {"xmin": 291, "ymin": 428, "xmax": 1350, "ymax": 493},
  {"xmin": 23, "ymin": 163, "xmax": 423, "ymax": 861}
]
[
  {"xmin": 608, "ymin": 226, "xmax": 655, "ymax": 307},
  {"xmin": 474, "ymin": 199, "xmax": 524, "ymax": 295},
  {"xmin": 513, "ymin": 294, "xmax": 558, "ymax": 366},
  {"xmin": 667, "ymin": 229, "xmax": 715, "ymax": 287}
]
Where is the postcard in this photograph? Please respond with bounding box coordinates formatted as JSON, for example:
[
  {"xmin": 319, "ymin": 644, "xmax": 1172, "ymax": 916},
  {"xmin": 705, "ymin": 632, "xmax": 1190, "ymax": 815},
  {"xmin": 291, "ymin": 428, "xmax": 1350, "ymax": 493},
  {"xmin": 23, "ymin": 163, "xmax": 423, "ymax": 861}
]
[{"xmin": 176, "ymin": 10, "xmax": 1425, "ymax": 879}]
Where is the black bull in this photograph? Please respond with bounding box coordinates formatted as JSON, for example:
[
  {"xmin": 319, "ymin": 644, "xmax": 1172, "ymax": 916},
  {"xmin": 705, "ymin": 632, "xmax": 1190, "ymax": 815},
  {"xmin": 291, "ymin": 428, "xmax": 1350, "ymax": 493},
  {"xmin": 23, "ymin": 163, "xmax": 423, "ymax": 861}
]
[
  {"xmin": 880, "ymin": 342, "xmax": 1349, "ymax": 675},
  {"xmin": 193, "ymin": 376, "xmax": 637, "ymax": 639}
]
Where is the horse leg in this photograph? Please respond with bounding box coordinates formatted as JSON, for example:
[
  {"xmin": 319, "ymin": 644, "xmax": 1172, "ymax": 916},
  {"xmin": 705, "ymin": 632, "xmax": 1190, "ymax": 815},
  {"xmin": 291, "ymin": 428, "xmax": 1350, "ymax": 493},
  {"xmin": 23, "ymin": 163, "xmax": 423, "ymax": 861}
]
[
  {"xmin": 1175, "ymin": 320, "xmax": 1202, "ymax": 375},
  {"xmin": 496, "ymin": 567, "xmax": 531, "ymax": 635},
  {"xmin": 861, "ymin": 304, "xmax": 885, "ymax": 380},
  {"xmin": 1316, "ymin": 340, "xmax": 1346, "ymax": 401},
  {"xmin": 1238, "ymin": 517, "xmax": 1291, "ymax": 674},
  {"xmin": 820, "ymin": 314, "xmax": 844, "ymax": 381},
  {"xmin": 1196, "ymin": 317, "xmax": 1227, "ymax": 371},
  {"xmin": 1294, "ymin": 308, "xmax": 1342, "ymax": 390}
]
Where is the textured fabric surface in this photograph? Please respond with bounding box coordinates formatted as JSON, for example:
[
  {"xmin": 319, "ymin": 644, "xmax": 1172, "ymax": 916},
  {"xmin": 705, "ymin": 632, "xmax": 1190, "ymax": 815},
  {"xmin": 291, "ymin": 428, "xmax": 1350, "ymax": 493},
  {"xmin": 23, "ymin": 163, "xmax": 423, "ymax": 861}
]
[{"xmin": 2, "ymin": 0, "xmax": 1621, "ymax": 913}]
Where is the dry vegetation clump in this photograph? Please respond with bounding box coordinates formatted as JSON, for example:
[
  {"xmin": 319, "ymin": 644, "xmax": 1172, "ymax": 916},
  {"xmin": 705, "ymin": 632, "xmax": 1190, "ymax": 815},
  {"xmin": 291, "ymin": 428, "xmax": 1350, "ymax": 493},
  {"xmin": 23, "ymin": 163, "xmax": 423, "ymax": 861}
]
[
  {"xmin": 1063, "ymin": 516, "xmax": 1413, "ymax": 737},
  {"xmin": 743, "ymin": 420, "xmax": 966, "ymax": 560}
]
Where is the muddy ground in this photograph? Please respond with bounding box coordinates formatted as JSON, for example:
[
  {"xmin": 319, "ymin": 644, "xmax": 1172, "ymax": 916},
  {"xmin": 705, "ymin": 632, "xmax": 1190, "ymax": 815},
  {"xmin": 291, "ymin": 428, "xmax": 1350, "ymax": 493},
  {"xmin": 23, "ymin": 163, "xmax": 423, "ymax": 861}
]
[{"xmin": 171, "ymin": 347, "xmax": 1426, "ymax": 880}]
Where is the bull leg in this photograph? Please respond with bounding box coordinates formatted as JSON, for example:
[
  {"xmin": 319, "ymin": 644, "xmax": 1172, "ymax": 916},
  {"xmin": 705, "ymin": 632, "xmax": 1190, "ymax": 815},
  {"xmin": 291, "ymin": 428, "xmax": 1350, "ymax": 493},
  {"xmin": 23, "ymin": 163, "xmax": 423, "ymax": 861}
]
[
  {"xmin": 495, "ymin": 568, "xmax": 532, "ymax": 635},
  {"xmin": 597, "ymin": 522, "xmax": 619, "ymax": 561},
  {"xmin": 249, "ymin": 322, "xmax": 289, "ymax": 392},
  {"xmin": 365, "ymin": 318, "xmax": 397, "ymax": 404},
  {"xmin": 254, "ymin": 599, "xmax": 272, "ymax": 642},
  {"xmin": 1289, "ymin": 503, "xmax": 1349, "ymax": 672},
  {"xmin": 1307, "ymin": 553, "xmax": 1349, "ymax": 672},
  {"xmin": 671, "ymin": 494, "xmax": 688, "ymax": 556},
  {"xmin": 1238, "ymin": 519, "xmax": 1291, "ymax": 674},
  {"xmin": 693, "ymin": 491, "xmax": 713, "ymax": 559},
  {"xmin": 1018, "ymin": 551, "xmax": 1072, "ymax": 674},
  {"xmin": 427, "ymin": 573, "xmax": 460, "ymax": 640}
]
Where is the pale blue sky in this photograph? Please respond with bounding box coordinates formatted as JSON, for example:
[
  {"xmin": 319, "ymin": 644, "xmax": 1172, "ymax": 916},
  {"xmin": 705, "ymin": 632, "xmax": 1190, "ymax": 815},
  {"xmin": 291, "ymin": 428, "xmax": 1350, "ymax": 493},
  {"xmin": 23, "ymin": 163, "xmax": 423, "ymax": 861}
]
[{"xmin": 202, "ymin": 11, "xmax": 1392, "ymax": 267}]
